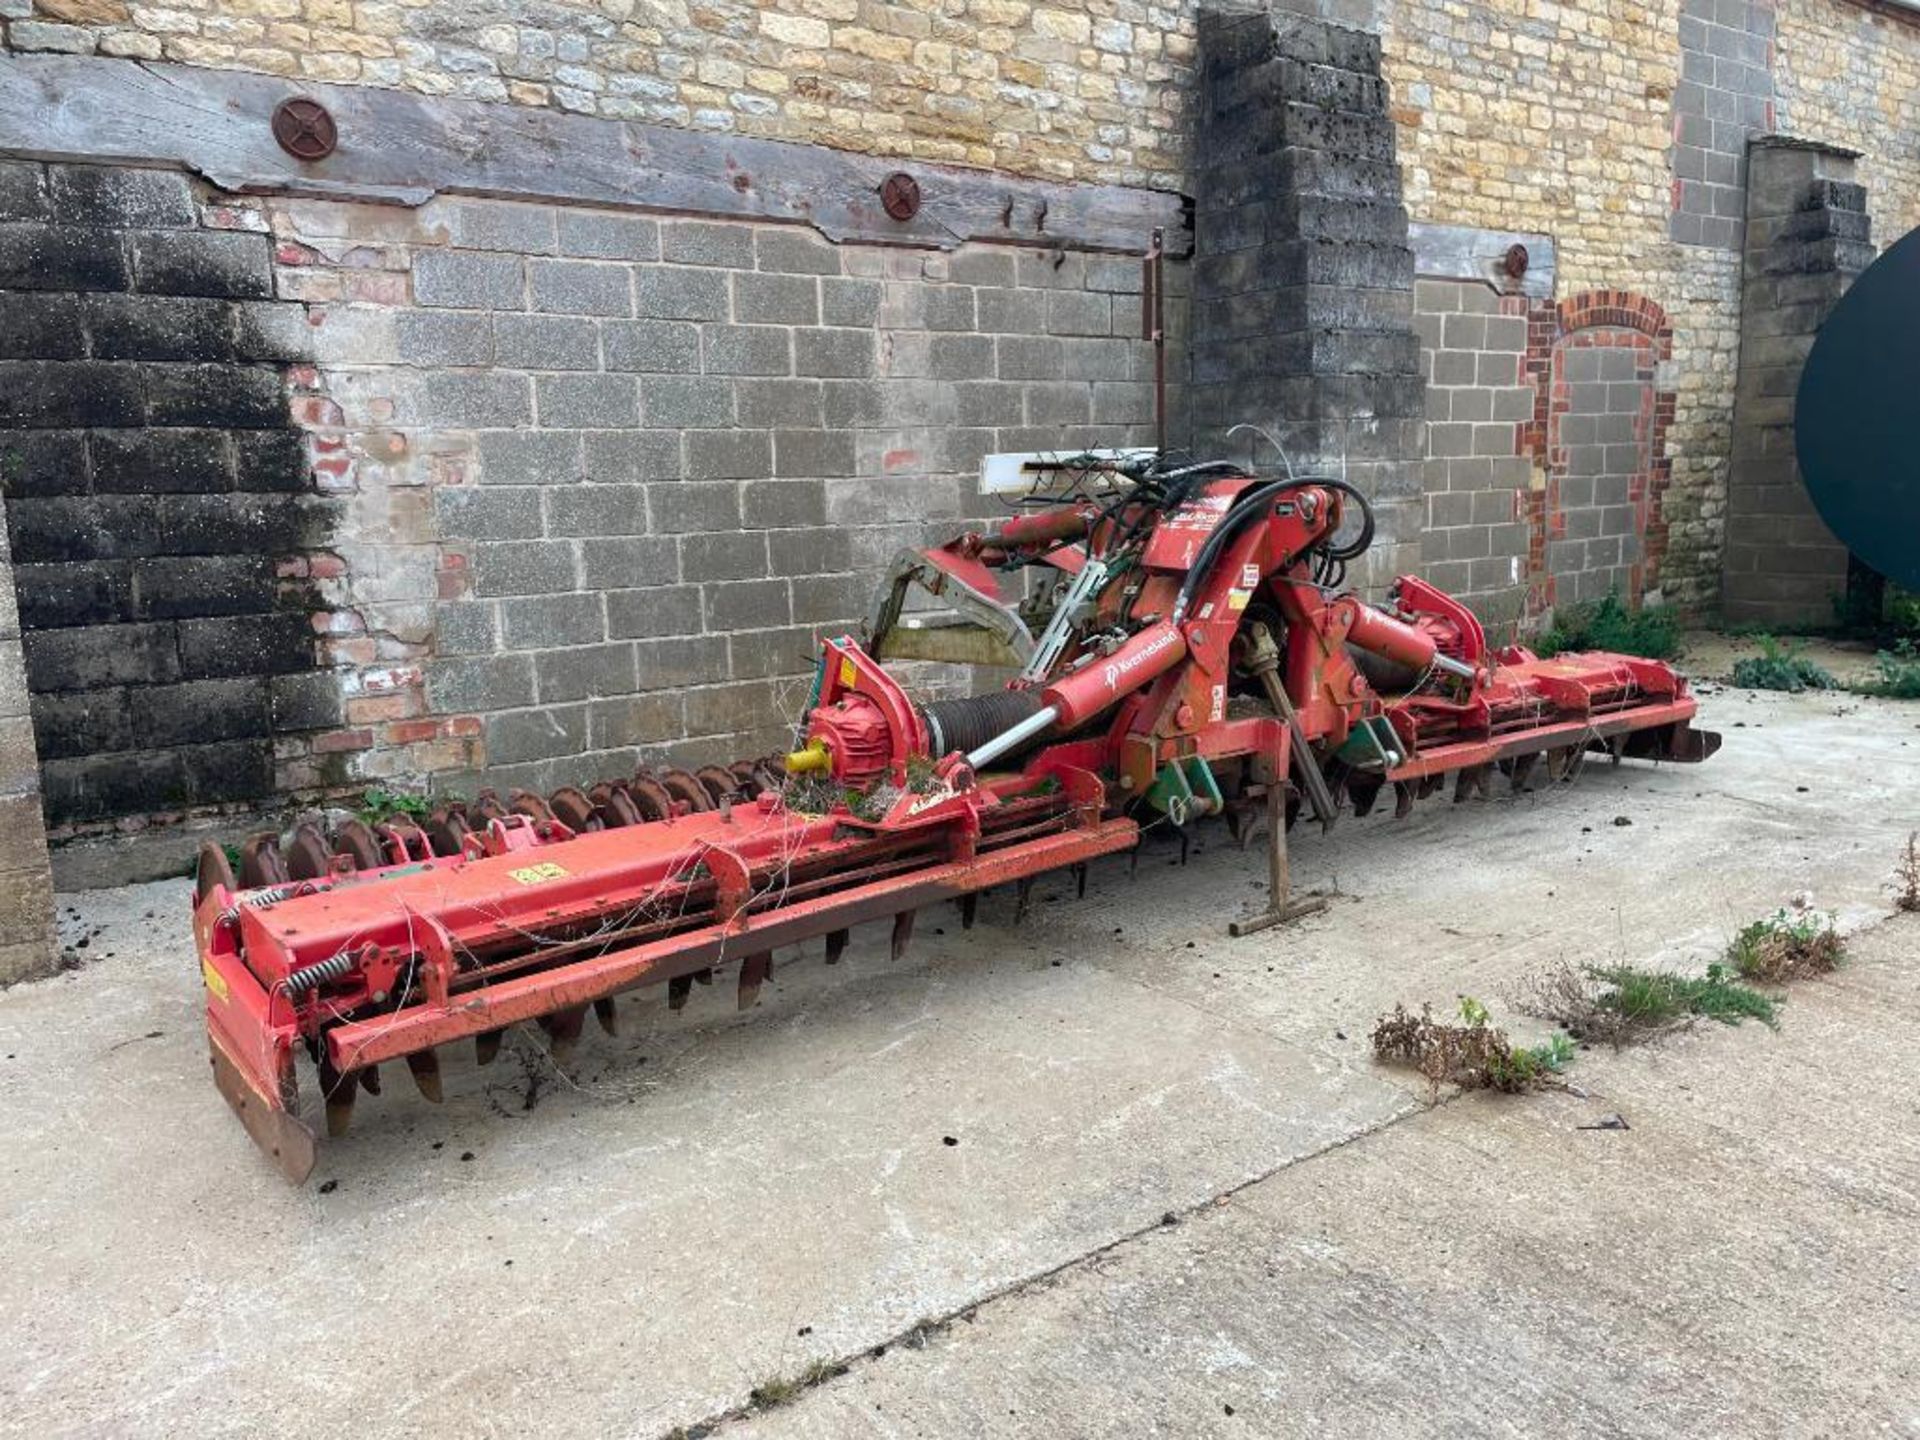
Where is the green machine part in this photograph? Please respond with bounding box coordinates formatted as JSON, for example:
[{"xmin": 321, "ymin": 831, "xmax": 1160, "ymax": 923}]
[{"xmin": 1144, "ymin": 754, "xmax": 1223, "ymax": 824}]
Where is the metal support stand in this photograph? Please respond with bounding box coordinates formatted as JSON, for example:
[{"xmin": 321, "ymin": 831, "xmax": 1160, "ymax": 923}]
[{"xmin": 1228, "ymin": 782, "xmax": 1329, "ymax": 937}]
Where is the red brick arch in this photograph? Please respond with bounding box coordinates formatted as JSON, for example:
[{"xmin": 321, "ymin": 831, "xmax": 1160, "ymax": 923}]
[{"xmin": 1510, "ymin": 289, "xmax": 1677, "ymax": 614}]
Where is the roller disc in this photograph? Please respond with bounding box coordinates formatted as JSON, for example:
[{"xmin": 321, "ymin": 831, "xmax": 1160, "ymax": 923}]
[
  {"xmin": 472, "ymin": 789, "xmax": 509, "ymax": 824},
  {"xmin": 695, "ymin": 766, "xmax": 740, "ymax": 806},
  {"xmin": 548, "ymin": 786, "xmax": 600, "ymax": 832},
  {"xmin": 590, "ymin": 783, "xmax": 643, "ymax": 827},
  {"xmin": 627, "ymin": 773, "xmax": 674, "ymax": 821},
  {"xmin": 238, "ymin": 832, "xmax": 288, "ymax": 889},
  {"xmin": 195, "ymin": 841, "xmax": 236, "ymax": 903},
  {"xmin": 659, "ymin": 767, "xmax": 714, "ymax": 813},
  {"xmin": 422, "ymin": 808, "xmax": 472, "ymax": 858},
  {"xmin": 508, "ymin": 788, "xmax": 553, "ymax": 824},
  {"xmin": 332, "ymin": 817, "xmax": 383, "ymax": 873},
  {"xmin": 285, "ymin": 822, "xmax": 332, "ymax": 880}
]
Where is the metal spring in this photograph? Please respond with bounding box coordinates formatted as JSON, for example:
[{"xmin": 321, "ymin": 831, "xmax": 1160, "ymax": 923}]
[{"xmin": 282, "ymin": 952, "xmax": 355, "ymax": 995}]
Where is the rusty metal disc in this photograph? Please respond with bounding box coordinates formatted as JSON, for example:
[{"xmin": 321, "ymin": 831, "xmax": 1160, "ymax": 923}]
[
  {"xmin": 548, "ymin": 786, "xmax": 600, "ymax": 832},
  {"xmin": 238, "ymin": 832, "xmax": 289, "ymax": 889},
  {"xmin": 695, "ymin": 765, "xmax": 741, "ymax": 806},
  {"xmin": 508, "ymin": 788, "xmax": 553, "ymax": 824},
  {"xmin": 659, "ymin": 767, "xmax": 714, "ymax": 812},
  {"xmin": 879, "ymin": 171, "xmax": 920, "ymax": 222},
  {"xmin": 285, "ymin": 822, "xmax": 332, "ymax": 880},
  {"xmin": 272, "ymin": 97, "xmax": 337, "ymax": 161},
  {"xmin": 195, "ymin": 840, "xmax": 236, "ymax": 902},
  {"xmin": 422, "ymin": 808, "xmax": 472, "ymax": 858},
  {"xmin": 332, "ymin": 817, "xmax": 383, "ymax": 873},
  {"xmin": 472, "ymin": 789, "xmax": 508, "ymax": 824},
  {"xmin": 590, "ymin": 782, "xmax": 643, "ymax": 827},
  {"xmin": 627, "ymin": 772, "xmax": 674, "ymax": 821}
]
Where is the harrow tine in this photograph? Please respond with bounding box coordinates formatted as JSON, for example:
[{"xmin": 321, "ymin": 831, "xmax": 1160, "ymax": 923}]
[
  {"xmin": 592, "ymin": 996, "xmax": 619, "ymax": 1036},
  {"xmin": 825, "ymin": 928, "xmax": 849, "ymax": 964},
  {"xmin": 404, "ymin": 1048, "xmax": 444, "ymax": 1104},
  {"xmin": 360, "ymin": 1065, "xmax": 382, "ymax": 1096},
  {"xmin": 1348, "ymin": 776, "xmax": 1383, "ymax": 818},
  {"xmin": 1072, "ymin": 861, "xmax": 1088, "ymax": 899},
  {"xmin": 320, "ymin": 1060, "xmax": 357, "ymax": 1139},
  {"xmin": 539, "ymin": 1006, "xmax": 588, "ymax": 1067},
  {"xmin": 1510, "ymin": 753, "xmax": 1540, "ymax": 793},
  {"xmin": 1452, "ymin": 765, "xmax": 1490, "ymax": 803},
  {"xmin": 475, "ymin": 1030, "xmax": 503, "ymax": 1066},
  {"xmin": 738, "ymin": 952, "xmax": 772, "ymax": 1010},
  {"xmin": 667, "ymin": 974, "xmax": 693, "ymax": 1011},
  {"xmin": 1393, "ymin": 781, "xmax": 1415, "ymax": 820},
  {"xmin": 958, "ymin": 893, "xmax": 978, "ymax": 930},
  {"xmin": 1014, "ymin": 876, "xmax": 1035, "ymax": 925},
  {"xmin": 891, "ymin": 909, "xmax": 916, "ymax": 961},
  {"xmin": 1545, "ymin": 746, "xmax": 1575, "ymax": 783}
]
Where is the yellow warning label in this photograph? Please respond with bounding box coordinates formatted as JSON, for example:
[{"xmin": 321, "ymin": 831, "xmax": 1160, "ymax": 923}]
[
  {"xmin": 201, "ymin": 958, "xmax": 229, "ymax": 1002},
  {"xmin": 509, "ymin": 862, "xmax": 570, "ymax": 886},
  {"xmin": 839, "ymin": 656, "xmax": 858, "ymax": 689},
  {"xmin": 1227, "ymin": 588, "xmax": 1251, "ymax": 611}
]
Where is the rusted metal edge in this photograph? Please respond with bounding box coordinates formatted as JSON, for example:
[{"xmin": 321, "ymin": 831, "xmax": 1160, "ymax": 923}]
[
  {"xmin": 0, "ymin": 55, "xmax": 1193, "ymax": 256},
  {"xmin": 208, "ymin": 1029, "xmax": 316, "ymax": 1185}
]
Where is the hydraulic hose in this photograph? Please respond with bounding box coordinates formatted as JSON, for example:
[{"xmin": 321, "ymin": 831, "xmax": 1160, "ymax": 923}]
[{"xmin": 1172, "ymin": 476, "xmax": 1376, "ymax": 623}]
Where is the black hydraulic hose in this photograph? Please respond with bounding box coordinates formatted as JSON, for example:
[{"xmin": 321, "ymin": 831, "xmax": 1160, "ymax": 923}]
[{"xmin": 1172, "ymin": 476, "xmax": 1375, "ymax": 622}]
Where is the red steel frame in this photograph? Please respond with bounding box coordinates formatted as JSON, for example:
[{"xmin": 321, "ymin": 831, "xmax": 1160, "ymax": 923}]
[{"xmin": 196, "ymin": 473, "xmax": 1717, "ymax": 1182}]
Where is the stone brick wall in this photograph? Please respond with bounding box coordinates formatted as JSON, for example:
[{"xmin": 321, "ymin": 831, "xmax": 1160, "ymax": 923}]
[
  {"xmin": 272, "ymin": 193, "xmax": 1175, "ymax": 800},
  {"xmin": 0, "ymin": 0, "xmax": 1199, "ymax": 189},
  {"xmin": 0, "ymin": 160, "xmax": 333, "ymax": 831},
  {"xmin": 1411, "ymin": 277, "xmax": 1531, "ymax": 627}
]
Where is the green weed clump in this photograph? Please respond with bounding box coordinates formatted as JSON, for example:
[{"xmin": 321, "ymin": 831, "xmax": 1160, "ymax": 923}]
[
  {"xmin": 1730, "ymin": 635, "xmax": 1836, "ymax": 693},
  {"xmin": 1860, "ymin": 640, "xmax": 1920, "ymax": 699},
  {"xmin": 1589, "ymin": 962, "xmax": 1779, "ymax": 1030},
  {"xmin": 1536, "ymin": 591, "xmax": 1682, "ymax": 661},
  {"xmin": 359, "ymin": 787, "xmax": 430, "ymax": 823},
  {"xmin": 1725, "ymin": 907, "xmax": 1845, "ymax": 981}
]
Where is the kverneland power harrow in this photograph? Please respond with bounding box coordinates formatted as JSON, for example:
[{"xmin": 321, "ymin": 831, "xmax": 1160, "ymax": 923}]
[{"xmin": 194, "ymin": 451, "xmax": 1718, "ymax": 1181}]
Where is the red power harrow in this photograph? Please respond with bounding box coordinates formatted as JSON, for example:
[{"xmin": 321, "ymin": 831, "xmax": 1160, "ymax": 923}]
[{"xmin": 194, "ymin": 454, "xmax": 1719, "ymax": 1180}]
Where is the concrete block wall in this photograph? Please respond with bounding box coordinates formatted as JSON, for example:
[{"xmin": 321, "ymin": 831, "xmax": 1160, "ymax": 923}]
[
  {"xmin": 0, "ymin": 160, "xmax": 331, "ymax": 831},
  {"xmin": 1412, "ymin": 277, "xmax": 1532, "ymax": 626},
  {"xmin": 1548, "ymin": 342, "xmax": 1653, "ymax": 604},
  {"xmin": 275, "ymin": 194, "xmax": 1179, "ymax": 800},
  {"xmin": 1191, "ymin": 8, "xmax": 1426, "ymax": 590},
  {"xmin": 1672, "ymin": 0, "xmax": 1779, "ymax": 248},
  {"xmin": 0, "ymin": 495, "xmax": 57, "ymax": 982},
  {"xmin": 1723, "ymin": 137, "xmax": 1871, "ymax": 626}
]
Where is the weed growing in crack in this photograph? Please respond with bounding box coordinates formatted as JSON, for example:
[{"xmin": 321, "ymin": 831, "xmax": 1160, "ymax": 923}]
[
  {"xmin": 749, "ymin": 1358, "xmax": 848, "ymax": 1411},
  {"xmin": 1725, "ymin": 906, "xmax": 1845, "ymax": 982},
  {"xmin": 1898, "ymin": 833, "xmax": 1920, "ymax": 914},
  {"xmin": 1372, "ymin": 997, "xmax": 1573, "ymax": 1101}
]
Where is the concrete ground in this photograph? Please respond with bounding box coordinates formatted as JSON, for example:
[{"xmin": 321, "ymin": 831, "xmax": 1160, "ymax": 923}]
[{"xmin": 1, "ymin": 682, "xmax": 1916, "ymax": 1438}]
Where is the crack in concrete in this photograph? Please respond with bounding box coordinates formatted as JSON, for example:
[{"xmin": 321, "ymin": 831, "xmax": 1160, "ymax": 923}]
[{"xmin": 666, "ymin": 1085, "xmax": 1432, "ymax": 1439}]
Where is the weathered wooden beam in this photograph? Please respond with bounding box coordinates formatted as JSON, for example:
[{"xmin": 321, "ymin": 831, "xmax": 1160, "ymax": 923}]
[
  {"xmin": 0, "ymin": 55, "xmax": 1191, "ymax": 256},
  {"xmin": 1408, "ymin": 220, "xmax": 1555, "ymax": 299}
]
